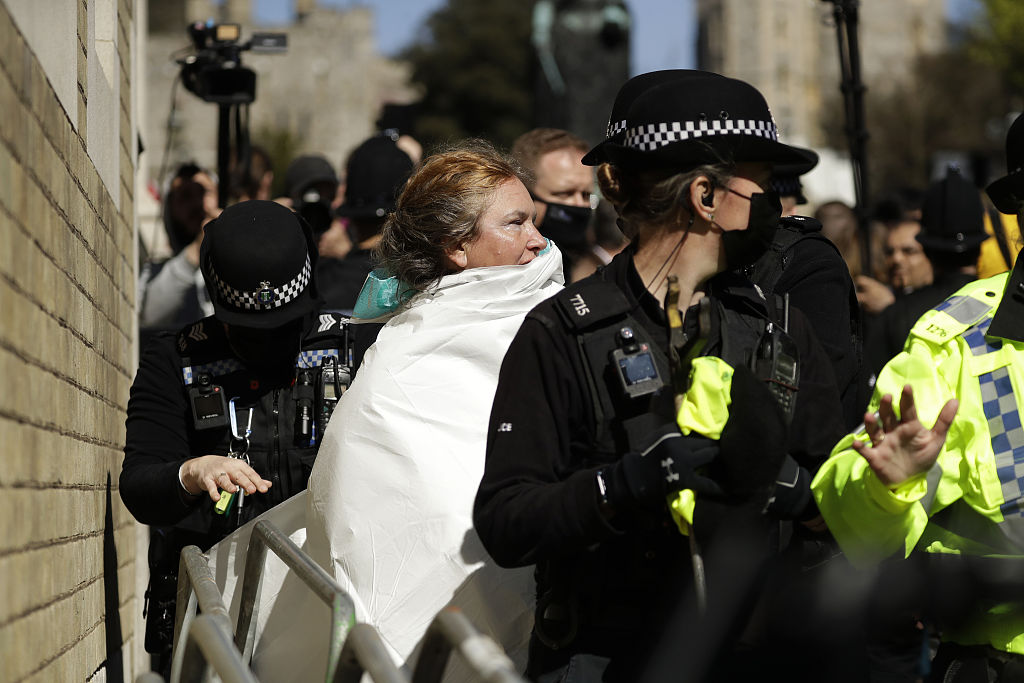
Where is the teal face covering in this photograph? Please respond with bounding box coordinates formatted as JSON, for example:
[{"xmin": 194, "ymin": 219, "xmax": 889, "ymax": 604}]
[{"xmin": 352, "ymin": 269, "xmax": 417, "ymax": 319}]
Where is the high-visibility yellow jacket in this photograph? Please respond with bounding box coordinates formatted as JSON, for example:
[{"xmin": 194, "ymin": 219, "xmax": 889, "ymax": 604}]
[{"xmin": 812, "ymin": 269, "xmax": 1024, "ymax": 654}]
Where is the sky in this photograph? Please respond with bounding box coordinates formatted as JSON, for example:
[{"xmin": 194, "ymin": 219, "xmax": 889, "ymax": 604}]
[
  {"xmin": 252, "ymin": 0, "xmax": 980, "ymax": 77},
  {"xmin": 252, "ymin": 0, "xmax": 698, "ymax": 76}
]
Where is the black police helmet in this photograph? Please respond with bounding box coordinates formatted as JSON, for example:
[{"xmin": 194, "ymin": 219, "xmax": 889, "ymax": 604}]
[{"xmin": 200, "ymin": 200, "xmax": 320, "ymax": 329}]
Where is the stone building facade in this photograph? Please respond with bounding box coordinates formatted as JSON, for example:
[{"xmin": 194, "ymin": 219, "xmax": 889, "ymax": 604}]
[
  {"xmin": 695, "ymin": 0, "xmax": 946, "ymax": 205},
  {"xmin": 0, "ymin": 0, "xmax": 144, "ymax": 680},
  {"xmin": 696, "ymin": 0, "xmax": 946, "ymax": 149}
]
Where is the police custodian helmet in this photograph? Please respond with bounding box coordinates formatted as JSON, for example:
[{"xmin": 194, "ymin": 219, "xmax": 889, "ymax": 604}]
[{"xmin": 199, "ymin": 200, "xmax": 320, "ymax": 329}]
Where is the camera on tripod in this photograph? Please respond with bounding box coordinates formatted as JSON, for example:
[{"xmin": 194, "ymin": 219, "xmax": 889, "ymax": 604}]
[{"xmin": 178, "ymin": 20, "xmax": 286, "ymax": 104}]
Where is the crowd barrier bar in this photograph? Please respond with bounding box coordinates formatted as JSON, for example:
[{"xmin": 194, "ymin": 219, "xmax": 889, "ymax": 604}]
[
  {"xmin": 171, "ymin": 545, "xmax": 235, "ymax": 683},
  {"xmin": 331, "ymin": 622, "xmax": 409, "ymax": 683},
  {"xmin": 178, "ymin": 614, "xmax": 260, "ymax": 683},
  {"xmin": 411, "ymin": 607, "xmax": 525, "ymax": 683},
  {"xmin": 235, "ymin": 520, "xmax": 357, "ymax": 682}
]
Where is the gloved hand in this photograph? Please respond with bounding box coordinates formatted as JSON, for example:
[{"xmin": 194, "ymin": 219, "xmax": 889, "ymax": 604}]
[
  {"xmin": 712, "ymin": 364, "xmax": 788, "ymax": 509},
  {"xmin": 604, "ymin": 426, "xmax": 722, "ymax": 512},
  {"xmin": 764, "ymin": 454, "xmax": 814, "ymax": 520}
]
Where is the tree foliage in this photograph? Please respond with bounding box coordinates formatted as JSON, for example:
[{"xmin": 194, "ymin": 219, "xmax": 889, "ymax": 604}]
[
  {"xmin": 823, "ymin": 33, "xmax": 1013, "ymax": 196},
  {"xmin": 401, "ymin": 0, "xmax": 536, "ymax": 150},
  {"xmin": 966, "ymin": 0, "xmax": 1024, "ymax": 92}
]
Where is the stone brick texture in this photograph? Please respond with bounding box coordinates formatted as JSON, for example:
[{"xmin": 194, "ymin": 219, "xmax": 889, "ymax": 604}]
[{"xmin": 0, "ymin": 1, "xmax": 139, "ymax": 680}]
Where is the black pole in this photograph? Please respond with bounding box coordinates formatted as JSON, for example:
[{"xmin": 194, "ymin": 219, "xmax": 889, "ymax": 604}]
[
  {"xmin": 217, "ymin": 103, "xmax": 232, "ymax": 209},
  {"xmin": 824, "ymin": 0, "xmax": 872, "ymax": 276}
]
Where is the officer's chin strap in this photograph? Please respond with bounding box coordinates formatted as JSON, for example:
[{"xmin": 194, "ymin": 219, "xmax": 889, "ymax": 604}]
[{"xmin": 665, "ymin": 275, "xmax": 708, "ymax": 615}]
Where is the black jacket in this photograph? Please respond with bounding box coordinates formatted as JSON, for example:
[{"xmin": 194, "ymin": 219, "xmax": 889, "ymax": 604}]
[
  {"xmin": 864, "ymin": 272, "xmax": 976, "ymax": 387},
  {"xmin": 120, "ymin": 313, "xmax": 349, "ymax": 548},
  {"xmin": 473, "ymin": 248, "xmax": 845, "ymax": 674},
  {"xmin": 750, "ymin": 216, "xmax": 864, "ymax": 429}
]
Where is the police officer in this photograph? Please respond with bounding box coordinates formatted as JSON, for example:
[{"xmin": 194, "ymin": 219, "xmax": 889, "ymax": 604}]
[
  {"xmin": 812, "ymin": 114, "xmax": 1024, "ymax": 682},
  {"xmin": 473, "ymin": 71, "xmax": 845, "ymax": 681},
  {"xmin": 121, "ymin": 200, "xmax": 349, "ymax": 673}
]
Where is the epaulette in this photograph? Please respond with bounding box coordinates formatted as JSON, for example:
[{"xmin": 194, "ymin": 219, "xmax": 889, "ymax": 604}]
[
  {"xmin": 910, "ymin": 285, "xmax": 998, "ymax": 346},
  {"xmin": 175, "ymin": 318, "xmax": 221, "ymax": 358},
  {"xmin": 304, "ymin": 311, "xmax": 351, "ymax": 345},
  {"xmin": 551, "ymin": 279, "xmax": 632, "ymax": 332}
]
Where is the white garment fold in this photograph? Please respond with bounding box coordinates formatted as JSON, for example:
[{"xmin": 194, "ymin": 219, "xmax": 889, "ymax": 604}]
[{"xmin": 209, "ymin": 246, "xmax": 563, "ymax": 682}]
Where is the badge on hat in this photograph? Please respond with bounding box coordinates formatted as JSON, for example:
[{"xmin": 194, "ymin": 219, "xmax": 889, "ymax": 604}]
[{"xmin": 257, "ymin": 281, "xmax": 275, "ymax": 305}]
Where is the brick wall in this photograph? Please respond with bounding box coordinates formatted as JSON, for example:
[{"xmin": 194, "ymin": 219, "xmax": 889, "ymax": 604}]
[{"xmin": 0, "ymin": 1, "xmax": 140, "ymax": 680}]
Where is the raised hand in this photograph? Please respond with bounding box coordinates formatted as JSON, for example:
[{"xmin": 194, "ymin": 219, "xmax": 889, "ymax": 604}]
[{"xmin": 852, "ymin": 385, "xmax": 958, "ymax": 488}]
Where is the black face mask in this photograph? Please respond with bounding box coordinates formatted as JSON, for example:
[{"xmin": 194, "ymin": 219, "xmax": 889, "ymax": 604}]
[
  {"xmin": 538, "ymin": 201, "xmax": 593, "ymax": 253},
  {"xmin": 227, "ymin": 320, "xmax": 303, "ymax": 382},
  {"xmin": 721, "ymin": 190, "xmax": 782, "ymax": 270}
]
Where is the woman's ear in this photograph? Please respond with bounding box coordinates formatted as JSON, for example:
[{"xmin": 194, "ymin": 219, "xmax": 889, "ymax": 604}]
[
  {"xmin": 444, "ymin": 244, "xmax": 469, "ymax": 271},
  {"xmin": 689, "ymin": 175, "xmax": 716, "ymax": 220}
]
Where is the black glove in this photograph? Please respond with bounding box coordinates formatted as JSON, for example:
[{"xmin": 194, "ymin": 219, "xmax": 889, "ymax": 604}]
[
  {"xmin": 764, "ymin": 454, "xmax": 814, "ymax": 520},
  {"xmin": 713, "ymin": 364, "xmax": 788, "ymax": 509},
  {"xmin": 604, "ymin": 427, "xmax": 722, "ymax": 512}
]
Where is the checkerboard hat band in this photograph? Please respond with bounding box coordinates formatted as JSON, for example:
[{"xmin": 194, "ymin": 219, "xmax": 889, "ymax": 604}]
[
  {"xmin": 606, "ymin": 119, "xmax": 628, "ymax": 139},
  {"xmin": 210, "ymin": 256, "xmax": 312, "ymax": 312},
  {"xmin": 623, "ymin": 118, "xmax": 779, "ymax": 152}
]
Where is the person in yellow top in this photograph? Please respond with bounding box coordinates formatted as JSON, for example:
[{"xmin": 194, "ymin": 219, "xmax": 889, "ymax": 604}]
[{"xmin": 813, "ymin": 112, "xmax": 1024, "ymax": 682}]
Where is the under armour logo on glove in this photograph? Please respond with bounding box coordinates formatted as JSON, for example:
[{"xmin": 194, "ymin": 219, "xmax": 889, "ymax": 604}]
[{"xmin": 661, "ymin": 457, "xmax": 681, "ymax": 483}]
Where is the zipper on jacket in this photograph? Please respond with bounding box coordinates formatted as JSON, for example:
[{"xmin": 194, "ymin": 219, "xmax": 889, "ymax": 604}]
[{"xmin": 270, "ymin": 389, "xmax": 281, "ymax": 500}]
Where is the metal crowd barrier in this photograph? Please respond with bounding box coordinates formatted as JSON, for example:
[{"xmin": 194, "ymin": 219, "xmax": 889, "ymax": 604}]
[
  {"xmin": 163, "ymin": 520, "xmax": 523, "ymax": 683},
  {"xmin": 179, "ymin": 615, "xmax": 261, "ymax": 683},
  {"xmin": 234, "ymin": 520, "xmax": 359, "ymax": 682},
  {"xmin": 333, "ymin": 623, "xmax": 409, "ymax": 683},
  {"xmin": 171, "ymin": 545, "xmax": 237, "ymax": 683},
  {"xmin": 412, "ymin": 608, "xmax": 525, "ymax": 683}
]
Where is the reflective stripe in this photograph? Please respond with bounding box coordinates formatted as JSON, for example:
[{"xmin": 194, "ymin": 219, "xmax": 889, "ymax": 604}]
[
  {"xmin": 934, "ymin": 294, "xmax": 992, "ymax": 324},
  {"xmin": 920, "ymin": 462, "xmax": 943, "ymax": 515},
  {"xmin": 181, "ymin": 348, "xmax": 341, "ymax": 385}
]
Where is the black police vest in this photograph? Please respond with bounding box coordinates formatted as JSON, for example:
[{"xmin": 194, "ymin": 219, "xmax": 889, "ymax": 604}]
[
  {"xmin": 172, "ymin": 312, "xmax": 352, "ymax": 539},
  {"xmin": 547, "ymin": 271, "xmax": 790, "ymax": 461},
  {"xmin": 527, "ymin": 271, "xmax": 793, "ymax": 652}
]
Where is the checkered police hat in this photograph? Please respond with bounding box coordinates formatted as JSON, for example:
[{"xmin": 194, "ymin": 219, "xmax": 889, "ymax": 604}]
[
  {"xmin": 200, "ymin": 200, "xmax": 320, "ymax": 328},
  {"xmin": 581, "ymin": 70, "xmax": 725, "ymax": 166},
  {"xmin": 586, "ymin": 71, "xmax": 818, "ymax": 172}
]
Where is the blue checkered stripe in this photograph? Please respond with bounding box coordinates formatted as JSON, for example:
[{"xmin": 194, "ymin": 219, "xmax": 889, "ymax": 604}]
[
  {"xmin": 963, "ymin": 319, "xmax": 1024, "ymax": 517},
  {"xmin": 182, "ymin": 358, "xmax": 245, "ymax": 385},
  {"xmin": 297, "ymin": 349, "xmax": 341, "ymax": 369},
  {"xmin": 933, "ymin": 296, "xmax": 959, "ymax": 314},
  {"xmin": 181, "ymin": 348, "xmax": 341, "ymax": 385},
  {"xmin": 623, "ymin": 118, "xmax": 778, "ymax": 151}
]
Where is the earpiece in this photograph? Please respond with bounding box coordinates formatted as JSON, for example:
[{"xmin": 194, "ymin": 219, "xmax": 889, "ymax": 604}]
[{"xmin": 701, "ymin": 192, "xmax": 714, "ymax": 208}]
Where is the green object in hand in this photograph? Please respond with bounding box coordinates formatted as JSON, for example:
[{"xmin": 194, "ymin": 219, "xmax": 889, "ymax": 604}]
[{"xmin": 214, "ymin": 488, "xmax": 236, "ymax": 515}]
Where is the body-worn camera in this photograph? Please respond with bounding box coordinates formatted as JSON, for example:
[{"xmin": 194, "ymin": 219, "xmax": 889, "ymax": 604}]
[
  {"xmin": 610, "ymin": 326, "xmax": 664, "ymax": 399},
  {"xmin": 188, "ymin": 373, "xmax": 229, "ymax": 430}
]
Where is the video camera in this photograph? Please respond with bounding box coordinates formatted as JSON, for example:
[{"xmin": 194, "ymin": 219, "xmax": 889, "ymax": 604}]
[{"xmin": 178, "ymin": 20, "xmax": 286, "ymax": 104}]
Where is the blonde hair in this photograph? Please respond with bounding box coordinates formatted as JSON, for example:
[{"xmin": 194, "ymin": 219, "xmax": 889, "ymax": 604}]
[{"xmin": 376, "ymin": 139, "xmax": 529, "ymax": 291}]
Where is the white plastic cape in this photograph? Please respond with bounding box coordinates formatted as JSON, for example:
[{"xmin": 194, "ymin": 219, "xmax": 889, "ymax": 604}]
[{"xmin": 208, "ymin": 245, "xmax": 563, "ymax": 681}]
